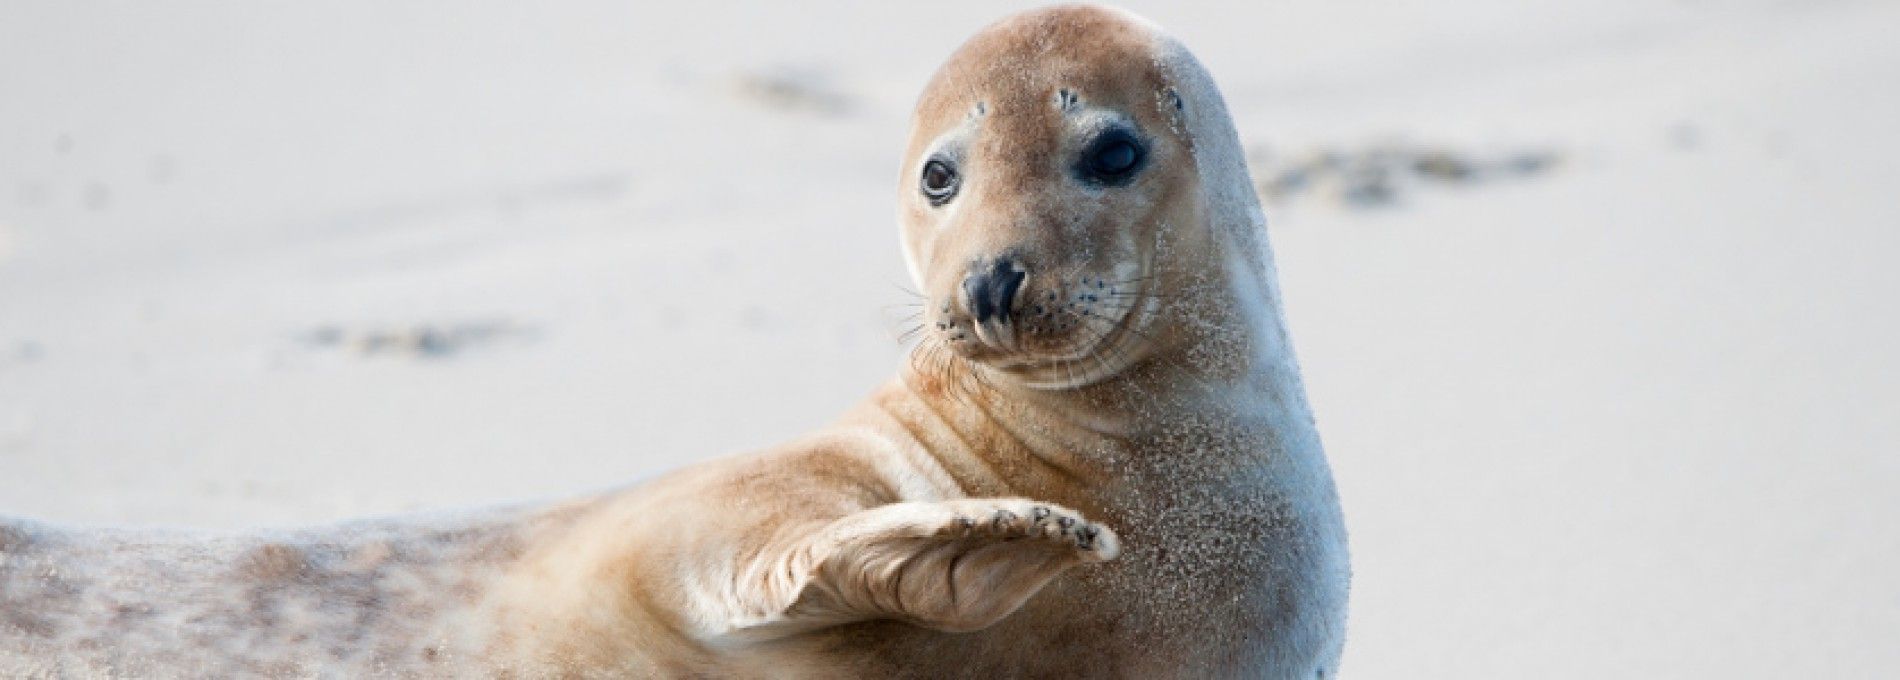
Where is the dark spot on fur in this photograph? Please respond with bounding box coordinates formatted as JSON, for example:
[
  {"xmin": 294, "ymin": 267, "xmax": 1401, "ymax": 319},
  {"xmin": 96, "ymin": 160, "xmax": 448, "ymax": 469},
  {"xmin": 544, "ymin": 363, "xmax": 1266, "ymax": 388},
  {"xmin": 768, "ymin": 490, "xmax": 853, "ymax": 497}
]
[
  {"xmin": 0, "ymin": 524, "xmax": 32, "ymax": 553},
  {"xmin": 3, "ymin": 609, "xmax": 58, "ymax": 638},
  {"xmin": 239, "ymin": 542, "xmax": 310, "ymax": 582},
  {"xmin": 1055, "ymin": 88, "xmax": 1080, "ymax": 111},
  {"xmin": 109, "ymin": 601, "xmax": 156, "ymax": 627},
  {"xmin": 451, "ymin": 580, "xmax": 482, "ymax": 604},
  {"xmin": 991, "ymin": 510, "xmax": 1018, "ymax": 531}
]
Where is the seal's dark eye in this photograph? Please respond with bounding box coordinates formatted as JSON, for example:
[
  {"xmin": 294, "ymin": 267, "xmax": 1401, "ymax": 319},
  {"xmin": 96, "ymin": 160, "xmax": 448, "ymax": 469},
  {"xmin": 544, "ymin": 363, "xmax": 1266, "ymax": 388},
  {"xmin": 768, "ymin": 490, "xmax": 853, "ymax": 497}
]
[
  {"xmin": 1077, "ymin": 128, "xmax": 1146, "ymax": 186},
  {"xmin": 1095, "ymin": 142, "xmax": 1137, "ymax": 174},
  {"xmin": 921, "ymin": 159, "xmax": 959, "ymax": 205}
]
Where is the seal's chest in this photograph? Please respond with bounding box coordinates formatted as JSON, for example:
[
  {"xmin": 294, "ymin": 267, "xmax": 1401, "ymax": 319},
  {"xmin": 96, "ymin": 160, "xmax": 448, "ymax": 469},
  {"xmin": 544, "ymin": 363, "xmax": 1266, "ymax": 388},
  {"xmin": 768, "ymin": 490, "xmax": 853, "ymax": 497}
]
[{"xmin": 1049, "ymin": 472, "xmax": 1327, "ymax": 659}]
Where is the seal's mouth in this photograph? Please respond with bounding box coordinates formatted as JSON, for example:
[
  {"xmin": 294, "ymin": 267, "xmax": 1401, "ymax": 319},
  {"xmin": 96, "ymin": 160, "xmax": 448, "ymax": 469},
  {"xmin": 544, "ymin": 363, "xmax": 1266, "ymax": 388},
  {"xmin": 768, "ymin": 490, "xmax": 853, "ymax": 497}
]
[
  {"xmin": 940, "ymin": 258, "xmax": 1158, "ymax": 390},
  {"xmin": 994, "ymin": 279, "xmax": 1157, "ymax": 390}
]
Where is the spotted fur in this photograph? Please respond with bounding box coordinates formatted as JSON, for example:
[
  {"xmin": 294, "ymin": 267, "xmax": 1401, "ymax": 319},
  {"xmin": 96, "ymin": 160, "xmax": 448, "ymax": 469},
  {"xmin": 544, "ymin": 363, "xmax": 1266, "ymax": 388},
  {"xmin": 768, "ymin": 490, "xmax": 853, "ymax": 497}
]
[{"xmin": 1, "ymin": 5, "xmax": 1346, "ymax": 678}]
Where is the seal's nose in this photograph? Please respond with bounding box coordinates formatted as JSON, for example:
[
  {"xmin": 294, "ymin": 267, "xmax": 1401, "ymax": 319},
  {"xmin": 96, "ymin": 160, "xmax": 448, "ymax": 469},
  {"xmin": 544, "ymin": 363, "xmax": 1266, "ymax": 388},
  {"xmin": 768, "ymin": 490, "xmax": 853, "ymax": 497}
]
[{"xmin": 962, "ymin": 258, "xmax": 1026, "ymax": 324}]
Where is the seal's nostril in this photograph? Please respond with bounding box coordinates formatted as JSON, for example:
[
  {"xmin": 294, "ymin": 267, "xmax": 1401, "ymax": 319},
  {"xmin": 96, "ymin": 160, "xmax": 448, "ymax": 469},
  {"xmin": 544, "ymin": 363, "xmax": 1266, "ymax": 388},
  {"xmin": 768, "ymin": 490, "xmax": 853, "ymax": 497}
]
[
  {"xmin": 993, "ymin": 262, "xmax": 1024, "ymax": 321},
  {"xmin": 963, "ymin": 258, "xmax": 1027, "ymax": 325},
  {"xmin": 962, "ymin": 275, "xmax": 993, "ymax": 323}
]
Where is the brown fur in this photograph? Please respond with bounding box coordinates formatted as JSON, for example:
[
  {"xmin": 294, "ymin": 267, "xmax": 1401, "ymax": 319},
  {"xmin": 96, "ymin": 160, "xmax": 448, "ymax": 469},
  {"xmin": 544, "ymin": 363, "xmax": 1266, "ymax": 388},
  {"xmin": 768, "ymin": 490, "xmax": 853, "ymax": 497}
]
[{"xmin": 1, "ymin": 5, "xmax": 1347, "ymax": 678}]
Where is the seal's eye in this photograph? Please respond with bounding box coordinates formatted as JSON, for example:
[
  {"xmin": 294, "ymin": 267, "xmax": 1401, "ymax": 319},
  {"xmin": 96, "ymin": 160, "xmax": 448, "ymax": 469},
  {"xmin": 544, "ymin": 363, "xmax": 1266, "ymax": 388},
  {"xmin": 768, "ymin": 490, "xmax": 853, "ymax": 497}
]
[
  {"xmin": 1095, "ymin": 141, "xmax": 1137, "ymax": 174},
  {"xmin": 921, "ymin": 159, "xmax": 959, "ymax": 205},
  {"xmin": 1077, "ymin": 128, "xmax": 1146, "ymax": 186}
]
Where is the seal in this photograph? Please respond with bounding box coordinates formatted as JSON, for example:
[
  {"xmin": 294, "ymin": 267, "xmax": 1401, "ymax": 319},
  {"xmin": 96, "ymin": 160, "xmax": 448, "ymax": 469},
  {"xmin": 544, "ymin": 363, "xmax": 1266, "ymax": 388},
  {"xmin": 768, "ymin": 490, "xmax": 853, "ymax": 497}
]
[{"xmin": 0, "ymin": 5, "xmax": 1348, "ymax": 678}]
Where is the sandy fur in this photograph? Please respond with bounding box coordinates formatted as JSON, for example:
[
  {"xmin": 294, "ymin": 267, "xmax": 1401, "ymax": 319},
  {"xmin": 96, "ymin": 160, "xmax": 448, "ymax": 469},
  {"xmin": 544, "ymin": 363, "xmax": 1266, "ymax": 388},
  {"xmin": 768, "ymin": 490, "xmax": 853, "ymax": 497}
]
[{"xmin": 1, "ymin": 5, "xmax": 1346, "ymax": 678}]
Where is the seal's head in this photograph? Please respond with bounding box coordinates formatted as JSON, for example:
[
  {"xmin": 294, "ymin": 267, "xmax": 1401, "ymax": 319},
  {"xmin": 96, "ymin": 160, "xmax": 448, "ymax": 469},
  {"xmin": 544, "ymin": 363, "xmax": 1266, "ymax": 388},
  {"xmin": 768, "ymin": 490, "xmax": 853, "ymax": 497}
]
[{"xmin": 900, "ymin": 5, "xmax": 1264, "ymax": 390}]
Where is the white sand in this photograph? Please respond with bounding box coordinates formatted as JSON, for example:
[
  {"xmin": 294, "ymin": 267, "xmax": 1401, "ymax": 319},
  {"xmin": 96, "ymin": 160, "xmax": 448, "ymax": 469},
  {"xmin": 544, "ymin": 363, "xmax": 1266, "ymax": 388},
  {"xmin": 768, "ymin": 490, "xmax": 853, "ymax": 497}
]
[{"xmin": 3, "ymin": 1, "xmax": 1897, "ymax": 676}]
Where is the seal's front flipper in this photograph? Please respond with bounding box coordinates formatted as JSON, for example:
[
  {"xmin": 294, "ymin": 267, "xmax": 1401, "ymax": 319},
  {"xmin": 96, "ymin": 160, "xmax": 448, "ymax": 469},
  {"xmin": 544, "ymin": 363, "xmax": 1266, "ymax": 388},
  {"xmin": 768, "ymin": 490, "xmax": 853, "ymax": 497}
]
[{"xmin": 722, "ymin": 499, "xmax": 1117, "ymax": 641}]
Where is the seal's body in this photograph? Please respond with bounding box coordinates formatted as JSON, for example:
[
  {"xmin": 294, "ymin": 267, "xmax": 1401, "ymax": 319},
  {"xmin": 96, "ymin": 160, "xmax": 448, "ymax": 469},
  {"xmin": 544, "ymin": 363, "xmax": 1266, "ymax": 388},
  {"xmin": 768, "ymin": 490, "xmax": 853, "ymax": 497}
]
[{"xmin": 1, "ymin": 5, "xmax": 1348, "ymax": 678}]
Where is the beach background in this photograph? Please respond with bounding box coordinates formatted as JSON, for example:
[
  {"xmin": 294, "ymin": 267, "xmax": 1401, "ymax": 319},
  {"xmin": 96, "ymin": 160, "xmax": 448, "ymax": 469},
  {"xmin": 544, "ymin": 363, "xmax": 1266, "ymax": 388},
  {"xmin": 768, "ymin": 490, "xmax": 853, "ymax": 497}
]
[{"xmin": 3, "ymin": 1, "xmax": 1897, "ymax": 676}]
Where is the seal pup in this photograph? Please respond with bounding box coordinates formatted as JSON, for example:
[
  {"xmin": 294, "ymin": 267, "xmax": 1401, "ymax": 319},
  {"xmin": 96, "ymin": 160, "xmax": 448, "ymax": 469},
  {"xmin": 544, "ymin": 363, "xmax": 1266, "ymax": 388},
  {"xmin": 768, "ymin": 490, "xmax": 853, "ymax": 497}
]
[{"xmin": 0, "ymin": 4, "xmax": 1347, "ymax": 678}]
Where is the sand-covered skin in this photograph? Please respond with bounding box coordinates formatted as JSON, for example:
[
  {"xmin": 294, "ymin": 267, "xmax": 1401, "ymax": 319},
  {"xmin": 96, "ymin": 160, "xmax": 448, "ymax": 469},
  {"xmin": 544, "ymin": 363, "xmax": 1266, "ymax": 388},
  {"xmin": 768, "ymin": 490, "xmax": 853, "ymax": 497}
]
[
  {"xmin": 0, "ymin": 509, "xmax": 550, "ymax": 677},
  {"xmin": 3, "ymin": 1, "xmax": 1899, "ymax": 677}
]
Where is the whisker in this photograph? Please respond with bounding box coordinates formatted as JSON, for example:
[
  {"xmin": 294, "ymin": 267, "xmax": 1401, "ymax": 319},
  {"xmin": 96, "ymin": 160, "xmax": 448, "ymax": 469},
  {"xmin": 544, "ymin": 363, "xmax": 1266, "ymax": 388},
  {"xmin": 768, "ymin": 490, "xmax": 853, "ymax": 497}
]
[
  {"xmin": 1103, "ymin": 274, "xmax": 1161, "ymax": 287},
  {"xmin": 890, "ymin": 281, "xmax": 925, "ymax": 299},
  {"xmin": 1077, "ymin": 308, "xmax": 1162, "ymax": 347}
]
